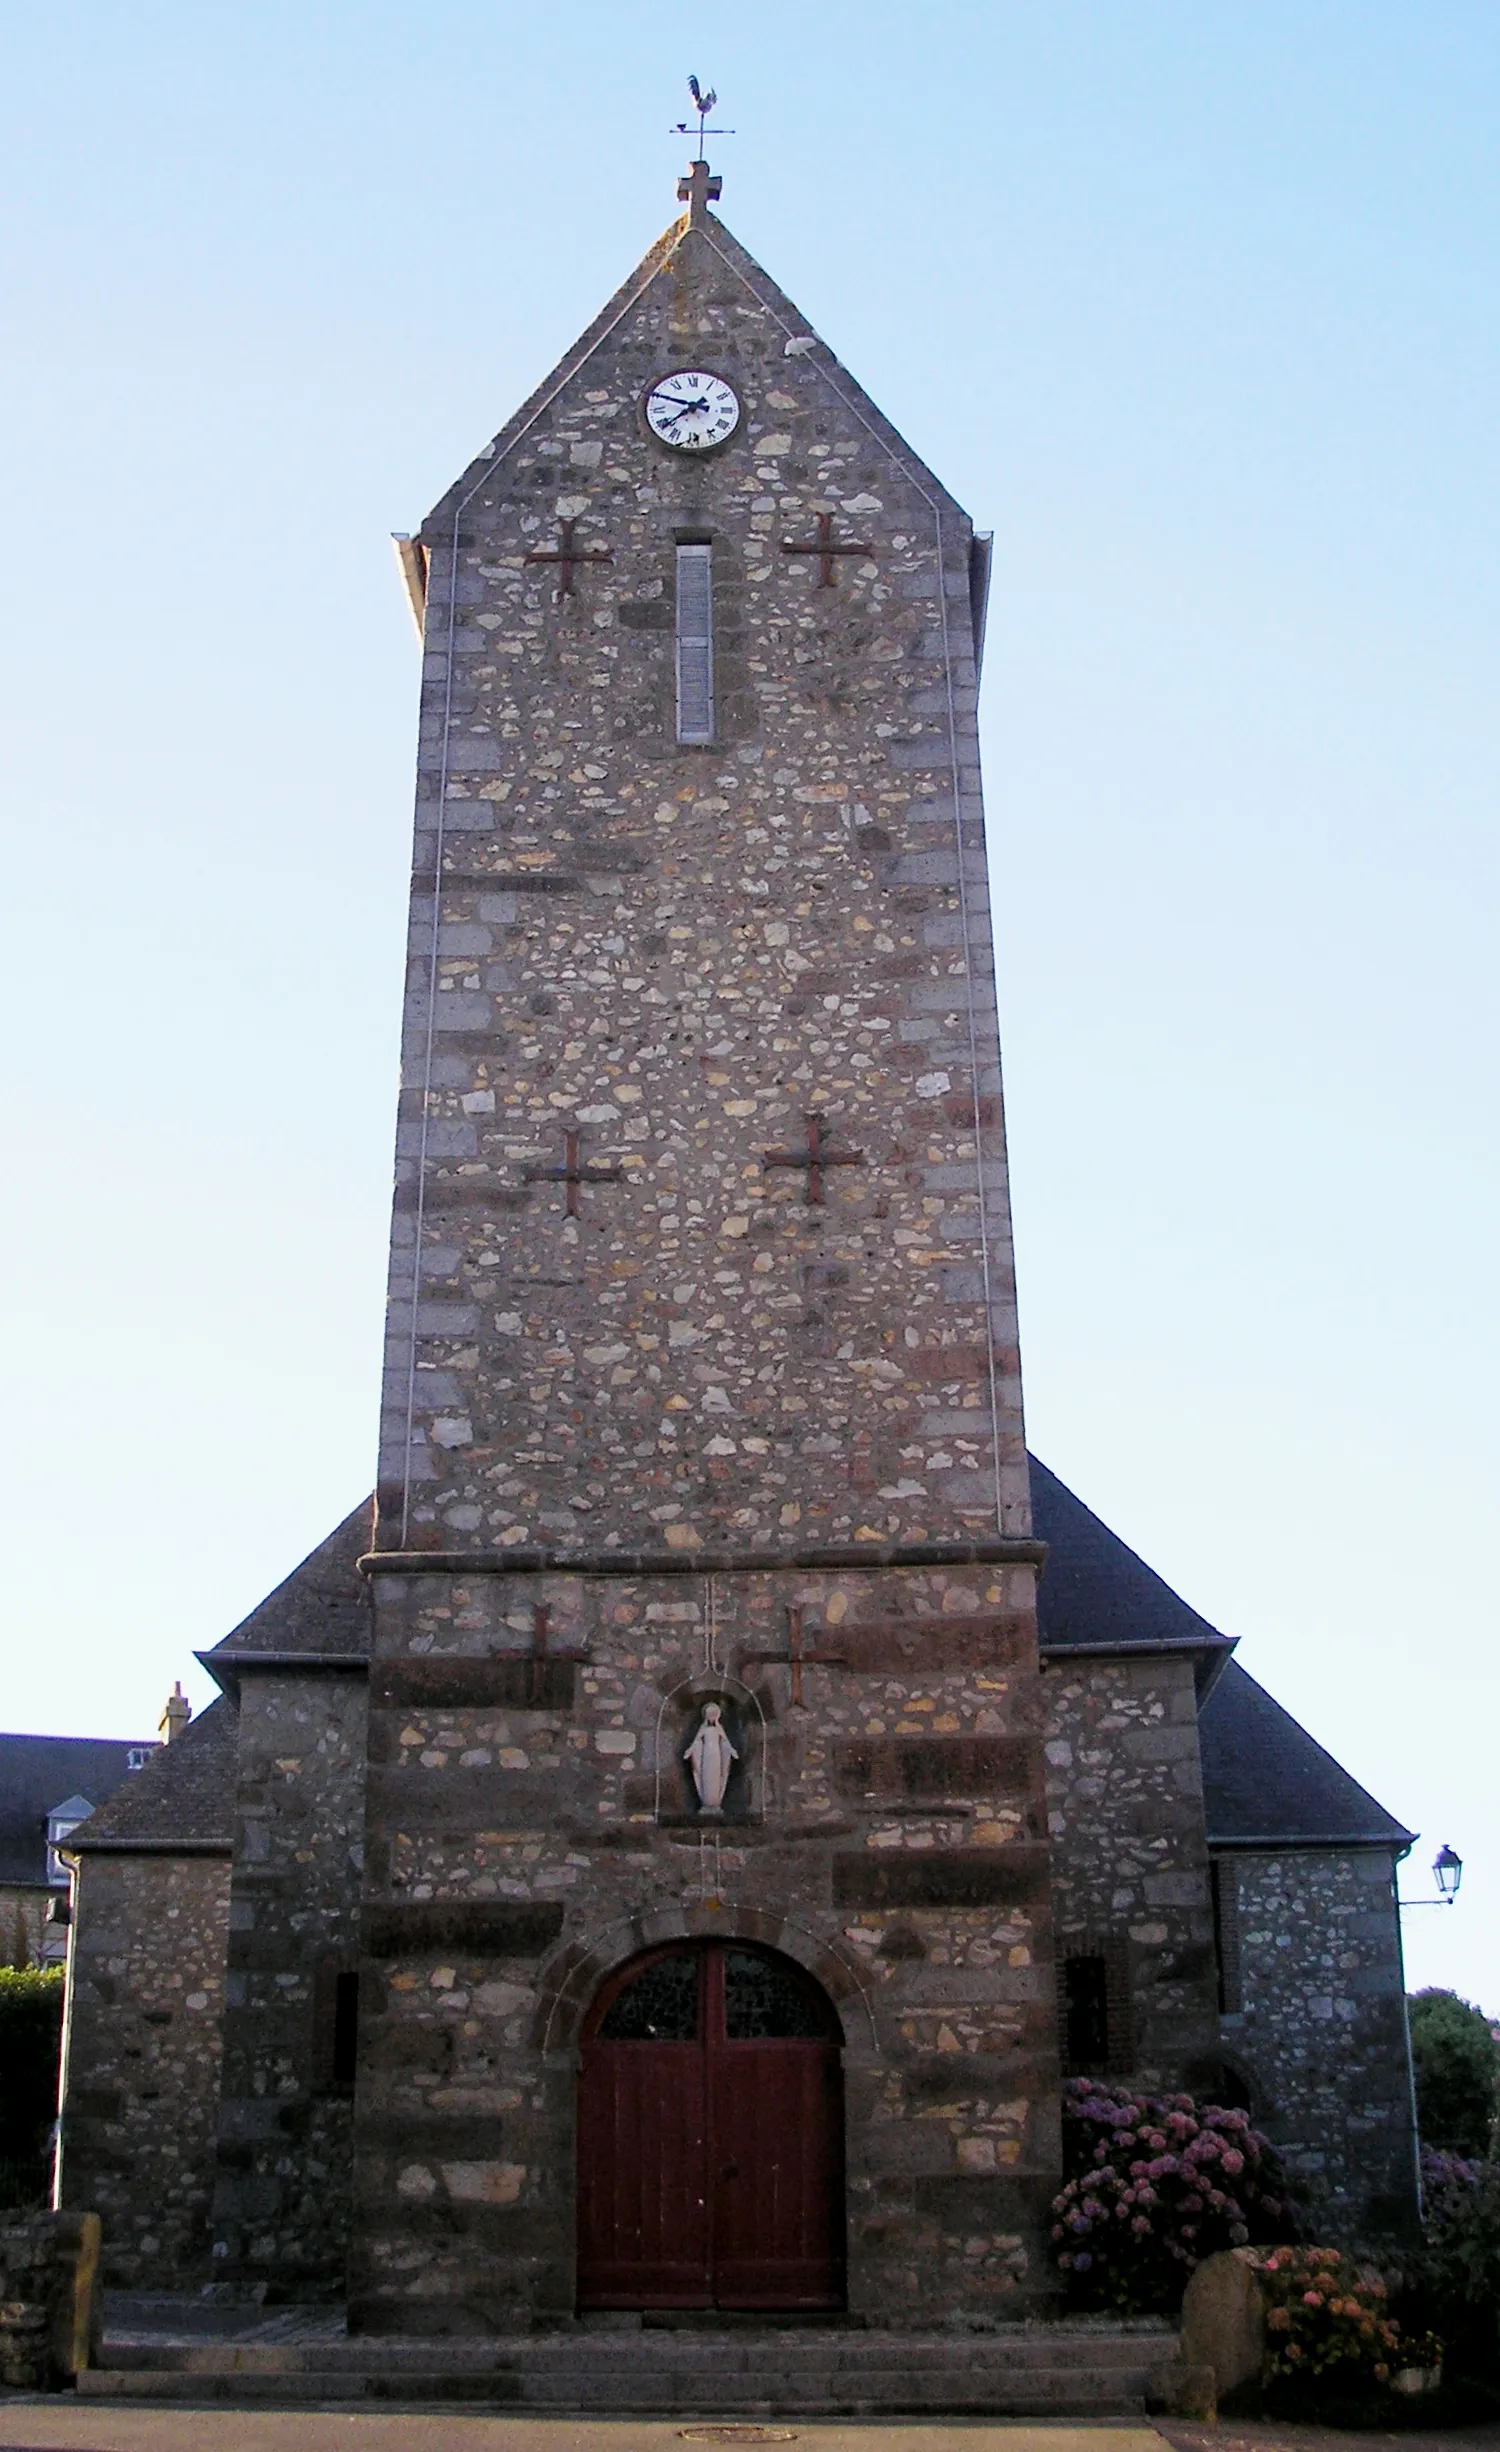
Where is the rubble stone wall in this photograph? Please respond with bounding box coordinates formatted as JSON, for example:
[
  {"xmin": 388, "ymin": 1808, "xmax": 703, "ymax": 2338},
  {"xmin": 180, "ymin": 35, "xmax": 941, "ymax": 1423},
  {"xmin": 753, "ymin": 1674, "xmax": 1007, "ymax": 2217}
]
[
  {"xmin": 382, "ymin": 215, "xmax": 1026, "ymax": 1568},
  {"xmin": 211, "ymin": 1669, "xmax": 368, "ymax": 2297},
  {"xmin": 0, "ymin": 1885, "xmax": 53, "ymax": 1967},
  {"xmin": 0, "ymin": 2210, "xmax": 100, "ymax": 2390},
  {"xmin": 353, "ymin": 1558, "xmax": 1059, "ymax": 2331},
  {"xmin": 1216, "ymin": 1844, "xmax": 1418, "ymax": 2241},
  {"xmin": 356, "ymin": 203, "xmax": 1062, "ymax": 2328},
  {"xmin": 57, "ymin": 1851, "xmax": 229, "ymax": 2286},
  {"xmin": 1042, "ymin": 1655, "xmax": 1221, "ymax": 2089}
]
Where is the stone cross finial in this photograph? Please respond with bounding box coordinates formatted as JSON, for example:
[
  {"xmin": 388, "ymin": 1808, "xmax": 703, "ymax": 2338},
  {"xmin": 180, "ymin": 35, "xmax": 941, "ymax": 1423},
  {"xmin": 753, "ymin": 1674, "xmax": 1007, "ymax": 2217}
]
[
  {"xmin": 677, "ymin": 158, "xmax": 722, "ymax": 229},
  {"xmin": 158, "ymin": 1681, "xmax": 191, "ymax": 1744}
]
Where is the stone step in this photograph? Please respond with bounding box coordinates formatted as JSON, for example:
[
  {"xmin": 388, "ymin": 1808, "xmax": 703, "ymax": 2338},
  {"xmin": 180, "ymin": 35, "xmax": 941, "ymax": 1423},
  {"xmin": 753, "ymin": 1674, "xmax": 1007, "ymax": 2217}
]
[
  {"xmin": 79, "ymin": 2366, "xmax": 1147, "ymax": 2413},
  {"xmin": 79, "ymin": 2326, "xmax": 1167, "ymax": 2413},
  {"xmin": 97, "ymin": 2329, "xmax": 1165, "ymax": 2377}
]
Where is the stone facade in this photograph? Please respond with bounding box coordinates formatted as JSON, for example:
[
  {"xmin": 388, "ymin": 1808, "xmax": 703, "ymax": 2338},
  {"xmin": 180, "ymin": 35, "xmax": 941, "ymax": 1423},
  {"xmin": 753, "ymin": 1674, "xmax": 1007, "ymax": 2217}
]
[
  {"xmin": 1043, "ymin": 1656, "xmax": 1220, "ymax": 2089},
  {"xmin": 56, "ymin": 1850, "xmax": 230, "ymax": 2286},
  {"xmin": 50, "ymin": 176, "xmax": 1423, "ymax": 2316},
  {"xmin": 384, "ymin": 216, "xmax": 1022, "ymax": 1556},
  {"xmin": 352, "ymin": 196, "xmax": 1062, "ymax": 2329},
  {"xmin": 1215, "ymin": 1844, "xmax": 1418, "ymax": 2240},
  {"xmin": 353, "ymin": 1558, "xmax": 1054, "ymax": 2330},
  {"xmin": 211, "ymin": 1668, "xmax": 368, "ymax": 2298}
]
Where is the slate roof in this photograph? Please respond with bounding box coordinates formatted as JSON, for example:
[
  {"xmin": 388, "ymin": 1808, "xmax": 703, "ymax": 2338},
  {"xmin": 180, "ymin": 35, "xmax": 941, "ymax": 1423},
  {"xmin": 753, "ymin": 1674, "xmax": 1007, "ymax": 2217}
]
[
  {"xmin": 1029, "ymin": 1455, "xmax": 1234, "ymax": 1664},
  {"xmin": 58, "ymin": 1470, "xmax": 1405, "ymax": 1861},
  {"xmin": 1028, "ymin": 1457, "xmax": 1410, "ymax": 1851},
  {"xmin": 0, "ymin": 1734, "xmax": 155, "ymax": 1887},
  {"xmin": 203, "ymin": 1502, "xmax": 373, "ymax": 1674},
  {"xmin": 68, "ymin": 1697, "xmax": 238, "ymax": 1853},
  {"xmin": 1199, "ymin": 1657, "xmax": 1413, "ymax": 1850}
]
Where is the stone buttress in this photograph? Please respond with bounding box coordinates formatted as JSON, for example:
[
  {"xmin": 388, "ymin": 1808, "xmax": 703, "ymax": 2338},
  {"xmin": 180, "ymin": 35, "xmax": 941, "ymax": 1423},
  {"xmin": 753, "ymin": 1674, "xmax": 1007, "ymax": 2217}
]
[{"xmin": 352, "ymin": 187, "xmax": 1063, "ymax": 2331}]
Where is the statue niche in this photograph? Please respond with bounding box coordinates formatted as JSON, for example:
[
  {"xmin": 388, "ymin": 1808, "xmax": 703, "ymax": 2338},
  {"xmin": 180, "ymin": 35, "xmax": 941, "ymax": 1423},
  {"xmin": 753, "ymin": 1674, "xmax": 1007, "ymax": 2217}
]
[{"xmin": 662, "ymin": 1688, "xmax": 755, "ymax": 1824}]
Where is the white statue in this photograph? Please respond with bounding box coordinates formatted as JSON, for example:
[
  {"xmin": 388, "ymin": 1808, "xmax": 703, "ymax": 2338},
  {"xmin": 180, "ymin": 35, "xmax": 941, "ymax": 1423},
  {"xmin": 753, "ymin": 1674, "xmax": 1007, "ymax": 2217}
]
[{"xmin": 684, "ymin": 1702, "xmax": 739, "ymax": 1818}]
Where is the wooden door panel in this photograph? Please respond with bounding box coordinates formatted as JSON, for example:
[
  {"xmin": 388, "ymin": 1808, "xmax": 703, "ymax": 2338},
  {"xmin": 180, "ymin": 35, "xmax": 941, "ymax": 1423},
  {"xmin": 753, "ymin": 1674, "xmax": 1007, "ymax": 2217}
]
[
  {"xmin": 577, "ymin": 1942, "xmax": 845, "ymax": 2312},
  {"xmin": 576, "ymin": 2040, "xmax": 711, "ymax": 2306},
  {"xmin": 709, "ymin": 2043, "xmax": 844, "ymax": 2309}
]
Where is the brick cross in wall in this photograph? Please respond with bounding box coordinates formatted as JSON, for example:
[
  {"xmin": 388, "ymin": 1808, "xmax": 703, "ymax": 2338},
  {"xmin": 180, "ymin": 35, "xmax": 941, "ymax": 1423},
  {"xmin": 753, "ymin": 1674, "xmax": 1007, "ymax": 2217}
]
[
  {"xmin": 761, "ymin": 1112, "xmax": 865, "ymax": 1206},
  {"xmin": 741, "ymin": 1605, "xmax": 848, "ymax": 1708},
  {"xmin": 524, "ymin": 1129, "xmax": 625, "ymax": 1217},
  {"xmin": 524, "ymin": 519, "xmax": 614, "ymax": 600},
  {"xmin": 780, "ymin": 512, "xmax": 874, "ymax": 588}
]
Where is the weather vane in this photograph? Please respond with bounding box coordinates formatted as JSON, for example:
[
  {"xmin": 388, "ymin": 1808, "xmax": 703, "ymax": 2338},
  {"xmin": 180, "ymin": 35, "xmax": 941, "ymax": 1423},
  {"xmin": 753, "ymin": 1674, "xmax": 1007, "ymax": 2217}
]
[{"xmin": 671, "ymin": 75, "xmax": 735, "ymax": 163}]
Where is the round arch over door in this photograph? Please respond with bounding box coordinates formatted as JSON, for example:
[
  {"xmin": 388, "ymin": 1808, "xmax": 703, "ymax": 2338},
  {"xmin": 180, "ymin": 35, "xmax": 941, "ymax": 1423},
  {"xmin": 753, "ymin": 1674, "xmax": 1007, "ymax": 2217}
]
[{"xmin": 576, "ymin": 1939, "xmax": 846, "ymax": 2311}]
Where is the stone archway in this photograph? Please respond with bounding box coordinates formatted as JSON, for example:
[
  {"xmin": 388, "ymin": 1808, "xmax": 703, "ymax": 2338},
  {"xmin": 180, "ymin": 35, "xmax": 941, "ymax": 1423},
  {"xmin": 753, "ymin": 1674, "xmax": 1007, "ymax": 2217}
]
[{"xmin": 575, "ymin": 1937, "xmax": 846, "ymax": 2311}]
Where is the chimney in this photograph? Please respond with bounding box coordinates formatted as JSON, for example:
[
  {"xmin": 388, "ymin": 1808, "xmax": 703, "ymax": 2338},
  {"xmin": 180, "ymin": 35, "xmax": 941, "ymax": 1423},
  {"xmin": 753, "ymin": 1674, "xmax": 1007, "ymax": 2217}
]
[{"xmin": 159, "ymin": 1681, "xmax": 192, "ymax": 1745}]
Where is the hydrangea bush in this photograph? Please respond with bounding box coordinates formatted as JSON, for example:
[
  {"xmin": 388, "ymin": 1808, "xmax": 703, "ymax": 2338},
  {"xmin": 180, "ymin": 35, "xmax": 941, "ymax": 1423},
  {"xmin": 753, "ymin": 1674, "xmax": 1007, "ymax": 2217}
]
[
  {"xmin": 1050, "ymin": 2077, "xmax": 1294, "ymax": 2313},
  {"xmin": 1256, "ymin": 2245, "xmax": 1439, "ymax": 2389}
]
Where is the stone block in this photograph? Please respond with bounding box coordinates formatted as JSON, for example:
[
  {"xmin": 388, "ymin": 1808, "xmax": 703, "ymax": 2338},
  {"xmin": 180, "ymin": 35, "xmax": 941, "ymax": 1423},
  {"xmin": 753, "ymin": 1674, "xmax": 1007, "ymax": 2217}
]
[
  {"xmin": 0, "ymin": 2212, "xmax": 101, "ymax": 2390},
  {"xmin": 833, "ymin": 1845, "xmax": 1048, "ymax": 1910},
  {"xmin": 1180, "ymin": 2247, "xmax": 1266, "ymax": 2404},
  {"xmin": 362, "ymin": 1902, "xmax": 564, "ymax": 1958},
  {"xmin": 1145, "ymin": 2359, "xmax": 1218, "ymax": 2419}
]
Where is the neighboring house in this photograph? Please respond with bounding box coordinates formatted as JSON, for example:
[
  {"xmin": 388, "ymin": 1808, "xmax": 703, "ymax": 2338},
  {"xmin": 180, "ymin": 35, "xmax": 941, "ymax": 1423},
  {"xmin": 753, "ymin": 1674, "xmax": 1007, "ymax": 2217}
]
[{"xmin": 0, "ymin": 1732, "xmax": 158, "ymax": 1965}]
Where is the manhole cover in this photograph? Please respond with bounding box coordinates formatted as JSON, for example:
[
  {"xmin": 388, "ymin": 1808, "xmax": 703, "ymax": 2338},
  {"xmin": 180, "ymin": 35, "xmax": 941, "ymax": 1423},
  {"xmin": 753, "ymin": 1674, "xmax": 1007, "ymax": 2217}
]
[{"xmin": 680, "ymin": 2431, "xmax": 798, "ymax": 2443}]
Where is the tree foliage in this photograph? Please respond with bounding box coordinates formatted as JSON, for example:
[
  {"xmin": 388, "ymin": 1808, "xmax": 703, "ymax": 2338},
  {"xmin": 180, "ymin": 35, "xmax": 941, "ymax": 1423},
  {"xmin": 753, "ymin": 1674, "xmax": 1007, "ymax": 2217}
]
[
  {"xmin": 1410, "ymin": 1988, "xmax": 1500, "ymax": 2158},
  {"xmin": 1406, "ymin": 2150, "xmax": 1500, "ymax": 2373}
]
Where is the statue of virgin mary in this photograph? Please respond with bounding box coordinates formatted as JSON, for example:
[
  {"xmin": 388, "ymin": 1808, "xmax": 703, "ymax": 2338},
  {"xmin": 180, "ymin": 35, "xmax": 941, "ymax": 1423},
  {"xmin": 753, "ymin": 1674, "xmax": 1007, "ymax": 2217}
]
[{"xmin": 684, "ymin": 1702, "xmax": 738, "ymax": 1818}]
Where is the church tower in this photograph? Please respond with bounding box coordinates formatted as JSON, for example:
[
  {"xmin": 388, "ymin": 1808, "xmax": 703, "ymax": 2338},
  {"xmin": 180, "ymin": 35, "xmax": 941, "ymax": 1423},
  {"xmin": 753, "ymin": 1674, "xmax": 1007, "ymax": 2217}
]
[{"xmin": 355, "ymin": 157, "xmax": 1062, "ymax": 2330}]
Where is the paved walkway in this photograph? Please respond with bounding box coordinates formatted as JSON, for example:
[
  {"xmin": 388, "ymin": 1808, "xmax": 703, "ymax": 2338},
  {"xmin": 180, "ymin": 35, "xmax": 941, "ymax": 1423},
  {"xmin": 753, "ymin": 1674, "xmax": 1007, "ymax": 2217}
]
[
  {"xmin": 0, "ymin": 2416, "xmax": 1164, "ymax": 2452},
  {"xmin": 1161, "ymin": 2423, "xmax": 1500, "ymax": 2452}
]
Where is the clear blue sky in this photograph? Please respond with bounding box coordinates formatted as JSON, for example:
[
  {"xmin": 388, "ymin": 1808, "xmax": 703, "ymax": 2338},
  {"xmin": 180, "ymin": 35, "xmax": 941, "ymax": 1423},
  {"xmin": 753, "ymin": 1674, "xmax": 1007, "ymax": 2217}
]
[{"xmin": 1, "ymin": 3, "xmax": 1495, "ymax": 2004}]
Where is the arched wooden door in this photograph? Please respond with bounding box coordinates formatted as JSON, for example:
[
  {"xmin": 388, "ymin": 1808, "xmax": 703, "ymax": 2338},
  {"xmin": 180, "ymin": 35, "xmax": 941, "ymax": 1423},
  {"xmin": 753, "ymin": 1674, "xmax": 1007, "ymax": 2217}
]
[{"xmin": 576, "ymin": 1940, "xmax": 845, "ymax": 2310}]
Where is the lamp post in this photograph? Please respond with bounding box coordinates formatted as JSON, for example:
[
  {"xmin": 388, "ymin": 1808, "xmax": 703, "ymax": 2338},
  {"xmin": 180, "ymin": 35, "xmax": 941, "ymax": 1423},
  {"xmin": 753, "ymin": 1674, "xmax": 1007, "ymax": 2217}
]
[{"xmin": 1398, "ymin": 1844, "xmax": 1464, "ymax": 1908}]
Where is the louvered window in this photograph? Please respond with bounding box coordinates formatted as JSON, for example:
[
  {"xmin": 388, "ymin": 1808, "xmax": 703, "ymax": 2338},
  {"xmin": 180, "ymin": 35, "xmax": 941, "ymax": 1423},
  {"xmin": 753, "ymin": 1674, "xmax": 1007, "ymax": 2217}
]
[
  {"xmin": 675, "ymin": 544, "xmax": 714, "ymax": 744},
  {"xmin": 1057, "ymin": 1937, "xmax": 1135, "ymax": 2076},
  {"xmin": 1211, "ymin": 1857, "xmax": 1243, "ymax": 2014}
]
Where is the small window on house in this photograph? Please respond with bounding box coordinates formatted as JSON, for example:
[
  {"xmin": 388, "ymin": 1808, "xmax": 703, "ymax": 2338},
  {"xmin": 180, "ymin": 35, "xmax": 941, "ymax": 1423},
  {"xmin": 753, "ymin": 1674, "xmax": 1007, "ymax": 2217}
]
[
  {"xmin": 45, "ymin": 1801, "xmax": 91, "ymax": 1886},
  {"xmin": 1211, "ymin": 1857, "xmax": 1243, "ymax": 2015},
  {"xmin": 675, "ymin": 544, "xmax": 714, "ymax": 744},
  {"xmin": 126, "ymin": 1747, "xmax": 150, "ymax": 1771},
  {"xmin": 332, "ymin": 1971, "xmax": 360, "ymax": 2090}
]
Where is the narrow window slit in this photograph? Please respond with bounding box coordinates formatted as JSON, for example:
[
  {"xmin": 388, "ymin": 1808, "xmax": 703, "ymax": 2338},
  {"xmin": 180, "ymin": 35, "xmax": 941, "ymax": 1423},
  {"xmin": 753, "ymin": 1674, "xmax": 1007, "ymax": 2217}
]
[{"xmin": 676, "ymin": 543, "xmax": 714, "ymax": 744}]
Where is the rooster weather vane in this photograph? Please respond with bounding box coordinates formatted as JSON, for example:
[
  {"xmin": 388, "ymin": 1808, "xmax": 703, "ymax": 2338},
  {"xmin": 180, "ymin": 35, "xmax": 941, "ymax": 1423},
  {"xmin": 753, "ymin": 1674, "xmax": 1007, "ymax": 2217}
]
[{"xmin": 671, "ymin": 75, "xmax": 735, "ymax": 161}]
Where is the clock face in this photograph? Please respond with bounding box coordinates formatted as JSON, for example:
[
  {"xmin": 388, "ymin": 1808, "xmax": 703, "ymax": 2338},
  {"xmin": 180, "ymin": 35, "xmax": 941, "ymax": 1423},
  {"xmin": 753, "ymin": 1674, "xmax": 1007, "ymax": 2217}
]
[{"xmin": 644, "ymin": 370, "xmax": 741, "ymax": 452}]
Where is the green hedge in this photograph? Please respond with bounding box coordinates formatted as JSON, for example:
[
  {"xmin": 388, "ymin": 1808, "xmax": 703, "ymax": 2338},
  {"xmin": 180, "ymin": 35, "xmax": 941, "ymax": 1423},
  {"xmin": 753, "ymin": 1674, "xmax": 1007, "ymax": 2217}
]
[{"xmin": 0, "ymin": 1966, "xmax": 64, "ymax": 2204}]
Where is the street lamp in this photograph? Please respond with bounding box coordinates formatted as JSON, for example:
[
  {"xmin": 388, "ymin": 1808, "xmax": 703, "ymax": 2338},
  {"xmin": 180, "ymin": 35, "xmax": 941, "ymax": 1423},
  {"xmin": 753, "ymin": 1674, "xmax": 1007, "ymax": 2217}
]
[{"xmin": 1399, "ymin": 1844, "xmax": 1464, "ymax": 1909}]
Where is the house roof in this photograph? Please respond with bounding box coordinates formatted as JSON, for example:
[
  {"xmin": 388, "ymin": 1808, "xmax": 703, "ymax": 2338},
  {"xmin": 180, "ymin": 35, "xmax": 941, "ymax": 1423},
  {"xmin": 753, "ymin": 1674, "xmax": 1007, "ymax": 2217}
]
[
  {"xmin": 1199, "ymin": 1656, "xmax": 1413, "ymax": 1850},
  {"xmin": 68, "ymin": 1697, "xmax": 238, "ymax": 1854},
  {"xmin": 0, "ymin": 1734, "xmax": 155, "ymax": 1887},
  {"xmin": 202, "ymin": 1502, "xmax": 373, "ymax": 1682},
  {"xmin": 1028, "ymin": 1456, "xmax": 1234, "ymax": 1666}
]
